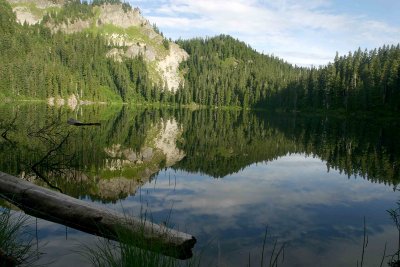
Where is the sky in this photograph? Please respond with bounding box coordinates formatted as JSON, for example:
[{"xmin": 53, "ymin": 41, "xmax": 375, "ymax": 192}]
[{"xmin": 127, "ymin": 0, "xmax": 400, "ymax": 67}]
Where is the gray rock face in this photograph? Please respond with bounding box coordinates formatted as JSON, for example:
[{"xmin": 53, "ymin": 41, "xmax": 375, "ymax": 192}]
[
  {"xmin": 106, "ymin": 48, "xmax": 124, "ymax": 62},
  {"xmin": 123, "ymin": 149, "xmax": 137, "ymax": 162},
  {"xmin": 13, "ymin": 6, "xmax": 41, "ymax": 24},
  {"xmin": 98, "ymin": 4, "xmax": 147, "ymax": 29},
  {"xmin": 125, "ymin": 43, "xmax": 157, "ymax": 61},
  {"xmin": 141, "ymin": 147, "xmax": 153, "ymax": 162},
  {"xmin": 49, "ymin": 19, "xmax": 91, "ymax": 34},
  {"xmin": 10, "ymin": 0, "xmax": 189, "ymax": 92},
  {"xmin": 157, "ymin": 43, "xmax": 189, "ymax": 92},
  {"xmin": 8, "ymin": 0, "xmax": 64, "ymax": 9}
]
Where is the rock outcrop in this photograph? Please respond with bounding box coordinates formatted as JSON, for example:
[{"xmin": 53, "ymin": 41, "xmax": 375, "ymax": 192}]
[
  {"xmin": 9, "ymin": 0, "xmax": 188, "ymax": 92},
  {"xmin": 157, "ymin": 43, "xmax": 189, "ymax": 92}
]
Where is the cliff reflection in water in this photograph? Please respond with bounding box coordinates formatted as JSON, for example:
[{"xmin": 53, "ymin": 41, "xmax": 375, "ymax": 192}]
[
  {"xmin": 0, "ymin": 104, "xmax": 398, "ymax": 203},
  {"xmin": 0, "ymin": 105, "xmax": 185, "ymax": 202}
]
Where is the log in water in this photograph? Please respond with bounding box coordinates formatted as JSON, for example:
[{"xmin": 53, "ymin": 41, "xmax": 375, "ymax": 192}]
[
  {"xmin": 67, "ymin": 118, "xmax": 101, "ymax": 126},
  {"xmin": 0, "ymin": 171, "xmax": 196, "ymax": 259}
]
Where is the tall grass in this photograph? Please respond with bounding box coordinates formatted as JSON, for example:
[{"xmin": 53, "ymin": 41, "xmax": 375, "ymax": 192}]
[
  {"xmin": 387, "ymin": 199, "xmax": 400, "ymax": 267},
  {"xmin": 247, "ymin": 226, "xmax": 285, "ymax": 267},
  {"xmin": 0, "ymin": 207, "xmax": 40, "ymax": 266},
  {"xmin": 79, "ymin": 206, "xmax": 199, "ymax": 267},
  {"xmin": 81, "ymin": 220, "xmax": 287, "ymax": 267},
  {"xmin": 80, "ymin": 231, "xmax": 200, "ymax": 267}
]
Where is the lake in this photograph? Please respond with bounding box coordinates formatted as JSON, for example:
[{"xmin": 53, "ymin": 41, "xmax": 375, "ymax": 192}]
[{"xmin": 0, "ymin": 103, "xmax": 399, "ymax": 267}]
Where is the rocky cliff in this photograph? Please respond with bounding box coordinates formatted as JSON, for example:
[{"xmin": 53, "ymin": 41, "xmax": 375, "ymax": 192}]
[{"xmin": 8, "ymin": 0, "xmax": 188, "ymax": 92}]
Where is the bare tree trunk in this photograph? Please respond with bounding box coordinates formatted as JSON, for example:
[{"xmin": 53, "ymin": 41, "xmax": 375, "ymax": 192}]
[{"xmin": 0, "ymin": 172, "xmax": 196, "ymax": 259}]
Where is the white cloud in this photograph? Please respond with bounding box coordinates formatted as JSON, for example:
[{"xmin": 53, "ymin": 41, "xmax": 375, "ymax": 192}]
[
  {"xmin": 130, "ymin": 0, "xmax": 400, "ymax": 66},
  {"xmin": 122, "ymin": 154, "xmax": 395, "ymax": 223}
]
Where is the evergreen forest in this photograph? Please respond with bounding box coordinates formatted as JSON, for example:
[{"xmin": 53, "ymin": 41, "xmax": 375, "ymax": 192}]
[
  {"xmin": 176, "ymin": 36, "xmax": 400, "ymax": 113},
  {"xmin": 0, "ymin": 0, "xmax": 174, "ymax": 103},
  {"xmin": 0, "ymin": 0, "xmax": 399, "ymax": 113}
]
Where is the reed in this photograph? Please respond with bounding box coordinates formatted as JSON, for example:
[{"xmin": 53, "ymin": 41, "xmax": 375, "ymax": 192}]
[{"xmin": 0, "ymin": 208, "xmax": 40, "ymax": 267}]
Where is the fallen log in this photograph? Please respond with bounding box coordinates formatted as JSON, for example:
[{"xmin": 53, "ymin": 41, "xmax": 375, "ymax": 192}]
[
  {"xmin": 0, "ymin": 171, "xmax": 196, "ymax": 259},
  {"xmin": 67, "ymin": 118, "xmax": 101, "ymax": 126}
]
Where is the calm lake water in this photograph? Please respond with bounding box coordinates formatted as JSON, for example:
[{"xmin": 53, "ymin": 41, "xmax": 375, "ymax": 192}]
[{"xmin": 0, "ymin": 104, "xmax": 399, "ymax": 267}]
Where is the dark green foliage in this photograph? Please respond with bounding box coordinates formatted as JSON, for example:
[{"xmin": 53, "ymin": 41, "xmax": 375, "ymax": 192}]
[
  {"xmin": 42, "ymin": 0, "xmax": 94, "ymax": 25},
  {"xmin": 152, "ymin": 23, "xmax": 161, "ymax": 35},
  {"xmin": 177, "ymin": 35, "xmax": 400, "ymax": 113},
  {"xmin": 92, "ymin": 0, "xmax": 122, "ymax": 6},
  {"xmin": 0, "ymin": 0, "xmax": 156, "ymax": 102},
  {"xmin": 0, "ymin": 0, "xmax": 15, "ymax": 35},
  {"xmin": 1, "ymin": 0, "xmax": 399, "ymax": 111},
  {"xmin": 91, "ymin": 0, "xmax": 132, "ymax": 12},
  {"xmin": 121, "ymin": 2, "xmax": 132, "ymax": 12},
  {"xmin": 273, "ymin": 46, "xmax": 400, "ymax": 113},
  {"xmin": 176, "ymin": 35, "xmax": 298, "ymax": 107},
  {"xmin": 162, "ymin": 39, "xmax": 170, "ymax": 50}
]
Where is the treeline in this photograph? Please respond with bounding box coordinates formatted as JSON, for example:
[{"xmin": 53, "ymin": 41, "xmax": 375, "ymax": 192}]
[
  {"xmin": 177, "ymin": 35, "xmax": 400, "ymax": 113},
  {"xmin": 276, "ymin": 46, "xmax": 400, "ymax": 112},
  {"xmin": 1, "ymin": 0, "xmax": 399, "ymax": 112},
  {"xmin": 0, "ymin": 0, "xmax": 174, "ymax": 102},
  {"xmin": 42, "ymin": 0, "xmax": 94, "ymax": 25},
  {"xmin": 175, "ymin": 35, "xmax": 299, "ymax": 107},
  {"xmin": 42, "ymin": 0, "xmax": 132, "ymax": 25}
]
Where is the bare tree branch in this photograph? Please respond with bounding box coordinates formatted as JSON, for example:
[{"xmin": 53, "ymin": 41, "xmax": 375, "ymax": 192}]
[
  {"xmin": 30, "ymin": 132, "xmax": 71, "ymax": 193},
  {"xmin": 0, "ymin": 112, "xmax": 18, "ymax": 146}
]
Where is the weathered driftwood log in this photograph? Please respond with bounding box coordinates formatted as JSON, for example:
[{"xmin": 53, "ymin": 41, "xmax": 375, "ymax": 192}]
[
  {"xmin": 67, "ymin": 118, "xmax": 101, "ymax": 126},
  {"xmin": 0, "ymin": 171, "xmax": 196, "ymax": 259}
]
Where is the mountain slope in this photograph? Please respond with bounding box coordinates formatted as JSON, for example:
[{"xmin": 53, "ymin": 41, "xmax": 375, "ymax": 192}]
[
  {"xmin": 8, "ymin": 0, "xmax": 188, "ymax": 92},
  {"xmin": 2, "ymin": 0, "xmax": 399, "ymax": 112},
  {"xmin": 176, "ymin": 35, "xmax": 400, "ymax": 113}
]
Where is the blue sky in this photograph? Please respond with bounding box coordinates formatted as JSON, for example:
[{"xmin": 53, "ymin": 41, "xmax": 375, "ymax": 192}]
[{"xmin": 128, "ymin": 0, "xmax": 400, "ymax": 66}]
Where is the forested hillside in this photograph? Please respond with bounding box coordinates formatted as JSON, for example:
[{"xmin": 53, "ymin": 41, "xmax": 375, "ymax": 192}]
[
  {"xmin": 277, "ymin": 46, "xmax": 400, "ymax": 112},
  {"xmin": 175, "ymin": 35, "xmax": 300, "ymax": 107},
  {"xmin": 177, "ymin": 35, "xmax": 400, "ymax": 112},
  {"xmin": 0, "ymin": 0, "xmax": 175, "ymax": 102},
  {"xmin": 1, "ymin": 0, "xmax": 399, "ymax": 113}
]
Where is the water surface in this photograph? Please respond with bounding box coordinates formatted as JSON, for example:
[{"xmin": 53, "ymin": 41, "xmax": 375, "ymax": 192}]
[{"xmin": 0, "ymin": 104, "xmax": 399, "ymax": 266}]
